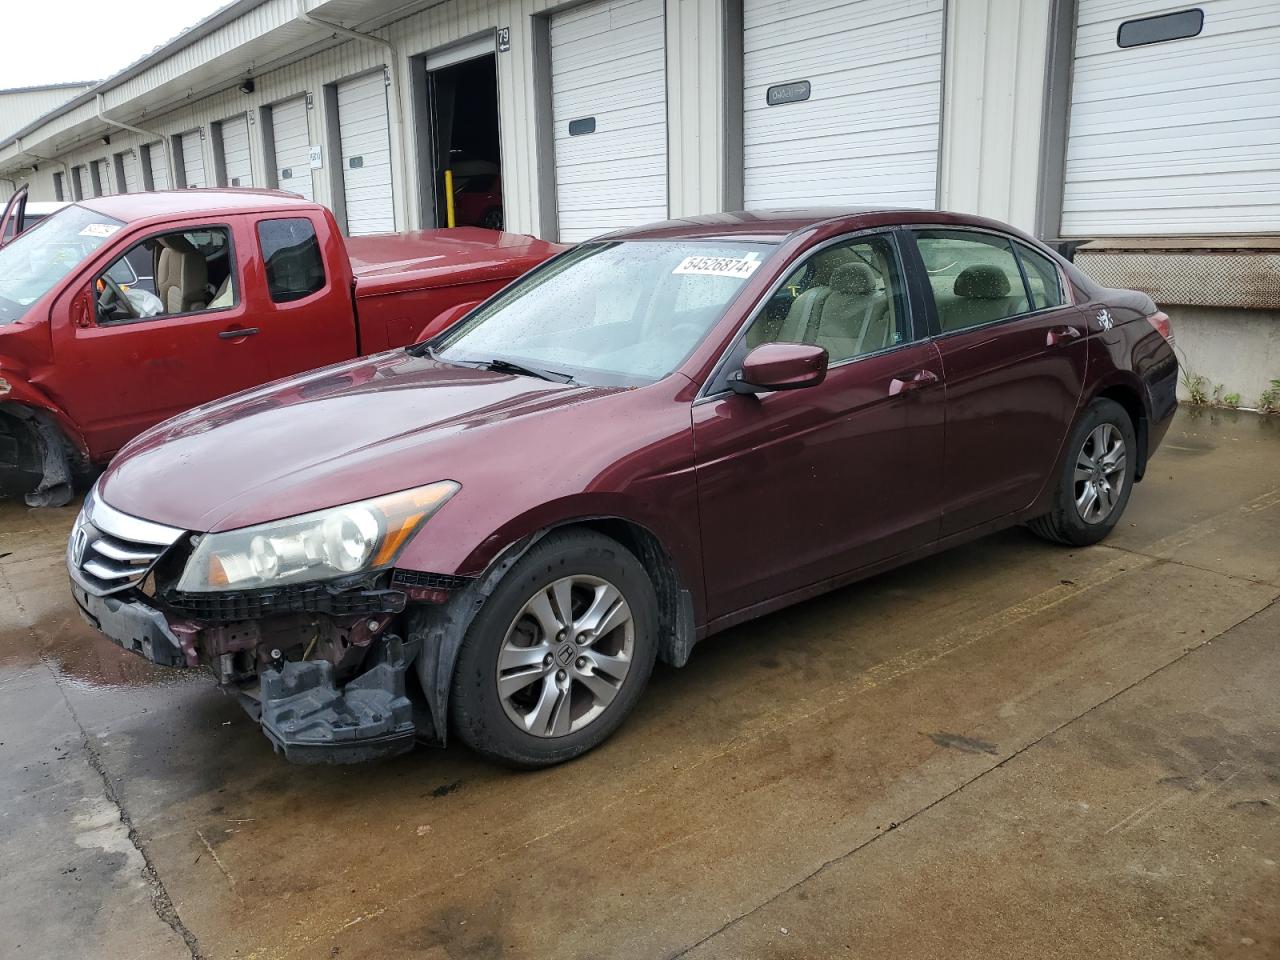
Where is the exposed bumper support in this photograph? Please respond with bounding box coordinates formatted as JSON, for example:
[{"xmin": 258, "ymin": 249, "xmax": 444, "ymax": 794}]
[
  {"xmin": 71, "ymin": 582, "xmax": 188, "ymax": 667},
  {"xmin": 257, "ymin": 634, "xmax": 420, "ymax": 764}
]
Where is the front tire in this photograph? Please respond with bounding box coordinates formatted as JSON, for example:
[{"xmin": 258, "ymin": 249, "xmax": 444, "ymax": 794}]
[
  {"xmin": 450, "ymin": 530, "xmax": 658, "ymax": 768},
  {"xmin": 1028, "ymin": 397, "xmax": 1137, "ymax": 546}
]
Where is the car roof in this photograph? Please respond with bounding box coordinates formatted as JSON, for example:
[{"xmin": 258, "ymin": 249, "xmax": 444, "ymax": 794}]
[
  {"xmin": 77, "ymin": 188, "xmax": 318, "ymax": 222},
  {"xmin": 26, "ymin": 200, "xmax": 69, "ymax": 214},
  {"xmin": 596, "ymin": 207, "xmax": 1018, "ymax": 244}
]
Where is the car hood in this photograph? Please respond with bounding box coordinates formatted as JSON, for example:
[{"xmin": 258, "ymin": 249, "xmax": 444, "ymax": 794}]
[{"xmin": 99, "ymin": 350, "xmax": 624, "ymax": 532}]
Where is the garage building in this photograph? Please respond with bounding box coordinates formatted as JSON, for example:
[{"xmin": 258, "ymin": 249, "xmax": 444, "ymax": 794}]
[{"xmin": 1, "ymin": 0, "xmax": 1276, "ymax": 398}]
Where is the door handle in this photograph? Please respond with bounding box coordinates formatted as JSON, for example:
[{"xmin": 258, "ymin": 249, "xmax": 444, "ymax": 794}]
[
  {"xmin": 888, "ymin": 368, "xmax": 939, "ymax": 397},
  {"xmin": 1045, "ymin": 325, "xmax": 1082, "ymax": 347},
  {"xmin": 218, "ymin": 327, "xmax": 259, "ymax": 340}
]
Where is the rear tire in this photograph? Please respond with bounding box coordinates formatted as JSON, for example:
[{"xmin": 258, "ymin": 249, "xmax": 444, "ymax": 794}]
[
  {"xmin": 1028, "ymin": 397, "xmax": 1137, "ymax": 547},
  {"xmin": 450, "ymin": 530, "xmax": 658, "ymax": 768}
]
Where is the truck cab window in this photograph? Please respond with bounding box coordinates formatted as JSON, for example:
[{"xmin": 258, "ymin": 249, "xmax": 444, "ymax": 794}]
[
  {"xmin": 257, "ymin": 218, "xmax": 325, "ymax": 303},
  {"xmin": 95, "ymin": 226, "xmax": 237, "ymax": 324}
]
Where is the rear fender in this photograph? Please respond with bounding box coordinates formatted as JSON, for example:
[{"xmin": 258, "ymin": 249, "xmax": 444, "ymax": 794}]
[{"xmin": 1022, "ymin": 369, "xmax": 1151, "ymax": 521}]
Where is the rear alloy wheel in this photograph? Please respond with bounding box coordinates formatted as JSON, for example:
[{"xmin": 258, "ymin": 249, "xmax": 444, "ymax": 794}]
[
  {"xmin": 1074, "ymin": 422, "xmax": 1127, "ymax": 525},
  {"xmin": 450, "ymin": 530, "xmax": 657, "ymax": 767},
  {"xmin": 1027, "ymin": 397, "xmax": 1137, "ymax": 546}
]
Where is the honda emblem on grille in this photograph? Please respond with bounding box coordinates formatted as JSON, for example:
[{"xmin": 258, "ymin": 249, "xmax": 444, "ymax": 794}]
[{"xmin": 71, "ymin": 527, "xmax": 89, "ymax": 567}]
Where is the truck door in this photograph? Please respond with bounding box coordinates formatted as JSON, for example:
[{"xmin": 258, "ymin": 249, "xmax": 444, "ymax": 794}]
[
  {"xmin": 49, "ymin": 218, "xmax": 278, "ymax": 457},
  {"xmin": 248, "ymin": 214, "xmax": 356, "ymax": 379}
]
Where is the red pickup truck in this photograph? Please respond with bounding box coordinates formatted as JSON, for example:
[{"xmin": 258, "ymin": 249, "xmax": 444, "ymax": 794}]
[{"xmin": 0, "ymin": 188, "xmax": 560, "ymax": 505}]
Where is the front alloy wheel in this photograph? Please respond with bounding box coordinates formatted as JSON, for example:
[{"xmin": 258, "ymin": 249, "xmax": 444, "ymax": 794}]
[
  {"xmin": 1074, "ymin": 423, "xmax": 1127, "ymax": 524},
  {"xmin": 450, "ymin": 530, "xmax": 658, "ymax": 767},
  {"xmin": 496, "ymin": 575, "xmax": 634, "ymax": 737}
]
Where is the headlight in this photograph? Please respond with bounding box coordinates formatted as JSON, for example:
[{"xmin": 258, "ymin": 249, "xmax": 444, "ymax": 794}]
[{"xmin": 176, "ymin": 481, "xmax": 459, "ymax": 592}]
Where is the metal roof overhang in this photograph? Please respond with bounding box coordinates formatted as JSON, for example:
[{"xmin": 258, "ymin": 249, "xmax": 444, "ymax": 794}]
[{"xmin": 0, "ymin": 0, "xmax": 446, "ymax": 176}]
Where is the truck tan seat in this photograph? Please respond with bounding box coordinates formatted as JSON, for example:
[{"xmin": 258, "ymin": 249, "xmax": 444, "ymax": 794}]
[
  {"xmin": 778, "ymin": 262, "xmax": 890, "ymax": 361},
  {"xmin": 156, "ymin": 235, "xmax": 208, "ymax": 314}
]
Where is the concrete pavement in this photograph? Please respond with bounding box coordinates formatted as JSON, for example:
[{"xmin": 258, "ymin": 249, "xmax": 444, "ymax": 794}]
[{"xmin": 1, "ymin": 406, "xmax": 1277, "ymax": 959}]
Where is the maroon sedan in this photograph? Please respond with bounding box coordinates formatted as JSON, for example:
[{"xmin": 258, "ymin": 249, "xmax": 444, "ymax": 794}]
[{"xmin": 67, "ymin": 208, "xmax": 1178, "ymax": 767}]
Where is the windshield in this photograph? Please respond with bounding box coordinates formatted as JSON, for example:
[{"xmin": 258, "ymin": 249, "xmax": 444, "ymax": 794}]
[
  {"xmin": 432, "ymin": 240, "xmax": 774, "ymax": 386},
  {"xmin": 0, "ymin": 205, "xmax": 125, "ymax": 325}
]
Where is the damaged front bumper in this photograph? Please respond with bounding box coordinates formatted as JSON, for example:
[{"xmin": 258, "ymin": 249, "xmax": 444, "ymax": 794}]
[
  {"xmin": 69, "ymin": 579, "xmax": 431, "ymax": 764},
  {"xmin": 65, "ymin": 490, "xmax": 475, "ymax": 763}
]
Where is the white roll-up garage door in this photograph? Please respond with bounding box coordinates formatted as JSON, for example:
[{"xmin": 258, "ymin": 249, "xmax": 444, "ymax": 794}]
[
  {"xmin": 120, "ymin": 151, "xmax": 140, "ymax": 193},
  {"xmin": 550, "ymin": 0, "xmax": 667, "ymax": 243},
  {"xmin": 181, "ymin": 131, "xmax": 206, "ymax": 188},
  {"xmin": 271, "ymin": 96, "xmax": 314, "ymax": 201},
  {"xmin": 742, "ymin": 0, "xmax": 944, "ymax": 209},
  {"xmin": 1063, "ymin": 0, "xmax": 1280, "ymax": 235},
  {"xmin": 146, "ymin": 143, "xmax": 169, "ymax": 190},
  {"xmin": 338, "ymin": 71, "xmax": 395, "ymax": 235},
  {"xmin": 219, "ymin": 115, "xmax": 253, "ymax": 188}
]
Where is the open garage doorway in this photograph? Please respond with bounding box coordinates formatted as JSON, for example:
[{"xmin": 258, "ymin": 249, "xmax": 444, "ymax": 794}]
[{"xmin": 421, "ymin": 51, "xmax": 503, "ymax": 230}]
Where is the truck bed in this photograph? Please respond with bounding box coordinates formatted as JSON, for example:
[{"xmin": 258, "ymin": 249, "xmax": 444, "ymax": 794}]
[{"xmin": 344, "ymin": 228, "xmax": 564, "ymax": 352}]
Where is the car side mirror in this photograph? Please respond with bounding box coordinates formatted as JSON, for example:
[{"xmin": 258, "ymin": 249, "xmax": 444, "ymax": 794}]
[
  {"xmin": 417, "ymin": 300, "xmax": 480, "ymax": 343},
  {"xmin": 730, "ymin": 342, "xmax": 829, "ymax": 394}
]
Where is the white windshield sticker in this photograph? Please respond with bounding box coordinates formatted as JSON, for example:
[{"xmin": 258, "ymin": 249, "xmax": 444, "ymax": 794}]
[
  {"xmin": 673, "ymin": 252, "xmax": 762, "ymax": 280},
  {"xmin": 79, "ymin": 223, "xmax": 121, "ymax": 238}
]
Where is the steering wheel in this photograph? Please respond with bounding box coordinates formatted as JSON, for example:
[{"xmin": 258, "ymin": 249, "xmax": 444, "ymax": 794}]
[{"xmin": 97, "ymin": 275, "xmax": 139, "ymax": 321}]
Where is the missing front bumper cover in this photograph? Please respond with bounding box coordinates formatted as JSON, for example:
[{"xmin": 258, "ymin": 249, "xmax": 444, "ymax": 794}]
[{"xmin": 72, "ymin": 583, "xmax": 426, "ymax": 763}]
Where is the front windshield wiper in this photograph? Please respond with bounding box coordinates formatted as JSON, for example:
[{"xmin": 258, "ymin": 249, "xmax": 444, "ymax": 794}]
[
  {"xmin": 412, "ymin": 344, "xmax": 575, "ymax": 384},
  {"xmin": 481, "ymin": 358, "xmax": 576, "ymax": 384}
]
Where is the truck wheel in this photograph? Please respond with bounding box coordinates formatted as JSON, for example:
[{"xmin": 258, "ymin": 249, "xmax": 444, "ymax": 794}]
[
  {"xmin": 480, "ymin": 207, "xmax": 503, "ymax": 231},
  {"xmin": 1027, "ymin": 398, "xmax": 1137, "ymax": 547},
  {"xmin": 450, "ymin": 530, "xmax": 658, "ymax": 768}
]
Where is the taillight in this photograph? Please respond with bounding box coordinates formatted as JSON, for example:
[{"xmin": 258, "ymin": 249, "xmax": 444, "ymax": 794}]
[{"xmin": 1146, "ymin": 310, "xmax": 1174, "ymax": 343}]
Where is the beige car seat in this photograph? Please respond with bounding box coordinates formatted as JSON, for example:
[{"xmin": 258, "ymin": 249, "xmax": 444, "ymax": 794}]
[
  {"xmin": 155, "ymin": 235, "xmax": 208, "ymax": 314},
  {"xmin": 778, "ymin": 262, "xmax": 891, "ymax": 361},
  {"xmin": 943, "ymin": 264, "xmax": 1028, "ymax": 330}
]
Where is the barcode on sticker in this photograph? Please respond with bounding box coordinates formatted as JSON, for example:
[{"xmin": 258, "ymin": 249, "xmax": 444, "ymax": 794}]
[
  {"xmin": 673, "ymin": 252, "xmax": 762, "ymax": 280},
  {"xmin": 79, "ymin": 224, "xmax": 121, "ymax": 239}
]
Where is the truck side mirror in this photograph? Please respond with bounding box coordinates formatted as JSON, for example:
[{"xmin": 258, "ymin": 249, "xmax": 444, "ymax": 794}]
[
  {"xmin": 72, "ymin": 287, "xmax": 94, "ymax": 329},
  {"xmin": 417, "ymin": 300, "xmax": 480, "ymax": 343}
]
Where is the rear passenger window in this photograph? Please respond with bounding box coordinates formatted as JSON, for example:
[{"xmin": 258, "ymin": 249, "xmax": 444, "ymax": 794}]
[
  {"xmin": 746, "ymin": 233, "xmax": 910, "ymax": 363},
  {"xmin": 914, "ymin": 230, "xmax": 1029, "ymax": 333},
  {"xmin": 1014, "ymin": 241, "xmax": 1066, "ymax": 310},
  {"xmin": 258, "ymin": 218, "xmax": 325, "ymax": 303}
]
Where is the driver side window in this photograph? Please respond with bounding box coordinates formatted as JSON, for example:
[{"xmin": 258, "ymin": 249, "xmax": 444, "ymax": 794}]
[
  {"xmin": 95, "ymin": 226, "xmax": 238, "ymax": 325},
  {"xmin": 745, "ymin": 233, "xmax": 910, "ymax": 363}
]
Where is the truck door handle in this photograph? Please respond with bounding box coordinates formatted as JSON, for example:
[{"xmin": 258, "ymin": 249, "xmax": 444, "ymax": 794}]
[
  {"xmin": 218, "ymin": 327, "xmax": 259, "ymax": 340},
  {"xmin": 1046, "ymin": 325, "xmax": 1082, "ymax": 347},
  {"xmin": 889, "ymin": 368, "xmax": 939, "ymax": 396}
]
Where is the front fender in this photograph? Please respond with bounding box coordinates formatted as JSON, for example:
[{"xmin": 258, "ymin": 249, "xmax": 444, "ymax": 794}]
[
  {"xmin": 397, "ymin": 487, "xmax": 704, "ymax": 615},
  {"xmin": 0, "ymin": 375, "xmax": 90, "ymax": 459}
]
